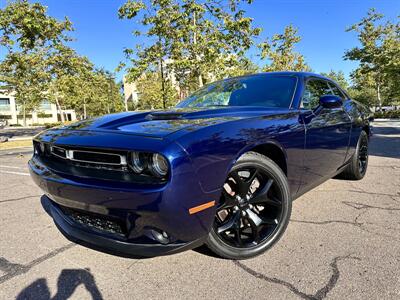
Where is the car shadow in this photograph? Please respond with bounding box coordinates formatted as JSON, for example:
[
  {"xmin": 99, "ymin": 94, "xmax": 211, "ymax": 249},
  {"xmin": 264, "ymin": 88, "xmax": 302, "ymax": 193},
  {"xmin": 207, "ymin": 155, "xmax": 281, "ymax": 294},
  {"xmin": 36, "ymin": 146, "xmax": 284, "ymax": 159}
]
[
  {"xmin": 369, "ymin": 125, "xmax": 400, "ymax": 159},
  {"xmin": 192, "ymin": 245, "xmax": 222, "ymax": 259},
  {"xmin": 16, "ymin": 268, "xmax": 103, "ymax": 300}
]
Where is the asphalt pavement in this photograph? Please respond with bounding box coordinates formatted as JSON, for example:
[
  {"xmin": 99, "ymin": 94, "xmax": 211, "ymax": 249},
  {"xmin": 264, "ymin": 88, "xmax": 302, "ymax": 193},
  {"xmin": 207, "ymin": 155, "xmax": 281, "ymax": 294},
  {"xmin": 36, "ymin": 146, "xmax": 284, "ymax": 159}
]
[{"xmin": 0, "ymin": 120, "xmax": 399, "ymax": 299}]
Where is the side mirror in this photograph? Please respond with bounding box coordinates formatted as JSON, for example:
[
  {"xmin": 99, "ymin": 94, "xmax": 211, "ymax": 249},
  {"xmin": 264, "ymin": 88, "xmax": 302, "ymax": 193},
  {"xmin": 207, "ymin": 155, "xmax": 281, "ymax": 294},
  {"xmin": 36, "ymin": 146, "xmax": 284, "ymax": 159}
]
[{"xmin": 319, "ymin": 95, "xmax": 342, "ymax": 109}]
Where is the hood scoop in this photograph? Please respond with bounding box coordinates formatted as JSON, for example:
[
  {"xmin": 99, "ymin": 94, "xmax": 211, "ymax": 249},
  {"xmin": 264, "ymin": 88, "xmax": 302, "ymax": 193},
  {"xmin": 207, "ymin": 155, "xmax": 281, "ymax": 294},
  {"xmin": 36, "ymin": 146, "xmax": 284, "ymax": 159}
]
[{"xmin": 146, "ymin": 112, "xmax": 184, "ymax": 120}]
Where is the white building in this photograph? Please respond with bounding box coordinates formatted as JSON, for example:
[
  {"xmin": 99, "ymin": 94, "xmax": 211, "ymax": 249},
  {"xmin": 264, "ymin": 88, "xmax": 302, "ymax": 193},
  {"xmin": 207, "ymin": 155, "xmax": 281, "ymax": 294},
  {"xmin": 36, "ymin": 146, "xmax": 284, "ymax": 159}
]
[
  {"xmin": 122, "ymin": 76, "xmax": 139, "ymax": 109},
  {"xmin": 0, "ymin": 91, "xmax": 76, "ymax": 126}
]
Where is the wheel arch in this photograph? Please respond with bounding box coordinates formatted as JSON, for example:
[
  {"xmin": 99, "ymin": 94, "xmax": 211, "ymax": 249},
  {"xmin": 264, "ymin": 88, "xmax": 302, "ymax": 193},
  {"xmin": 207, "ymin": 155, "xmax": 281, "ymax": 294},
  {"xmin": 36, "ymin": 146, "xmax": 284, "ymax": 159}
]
[
  {"xmin": 229, "ymin": 140, "xmax": 288, "ymax": 177},
  {"xmin": 362, "ymin": 124, "xmax": 370, "ymax": 139},
  {"xmin": 249, "ymin": 142, "xmax": 288, "ymax": 175}
]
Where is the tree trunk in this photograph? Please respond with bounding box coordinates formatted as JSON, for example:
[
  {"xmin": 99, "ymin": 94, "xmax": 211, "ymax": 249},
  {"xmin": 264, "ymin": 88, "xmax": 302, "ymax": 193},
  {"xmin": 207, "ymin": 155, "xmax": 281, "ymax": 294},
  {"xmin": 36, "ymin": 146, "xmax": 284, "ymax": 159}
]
[
  {"xmin": 160, "ymin": 56, "xmax": 166, "ymax": 109},
  {"xmin": 198, "ymin": 74, "xmax": 203, "ymax": 87},
  {"xmin": 193, "ymin": 11, "xmax": 203, "ymax": 88},
  {"xmin": 377, "ymin": 83, "xmax": 382, "ymax": 111},
  {"xmin": 124, "ymin": 96, "xmax": 128, "ymax": 111},
  {"xmin": 55, "ymin": 96, "xmax": 65, "ymax": 123},
  {"xmin": 22, "ymin": 103, "xmax": 26, "ymax": 127},
  {"xmin": 83, "ymin": 100, "xmax": 87, "ymax": 119}
]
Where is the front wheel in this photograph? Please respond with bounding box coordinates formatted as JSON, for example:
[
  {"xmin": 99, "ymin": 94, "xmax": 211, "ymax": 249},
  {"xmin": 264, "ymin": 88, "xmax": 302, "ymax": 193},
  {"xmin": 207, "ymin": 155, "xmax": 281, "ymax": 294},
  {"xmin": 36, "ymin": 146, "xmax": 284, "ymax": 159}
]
[{"xmin": 206, "ymin": 152, "xmax": 292, "ymax": 259}]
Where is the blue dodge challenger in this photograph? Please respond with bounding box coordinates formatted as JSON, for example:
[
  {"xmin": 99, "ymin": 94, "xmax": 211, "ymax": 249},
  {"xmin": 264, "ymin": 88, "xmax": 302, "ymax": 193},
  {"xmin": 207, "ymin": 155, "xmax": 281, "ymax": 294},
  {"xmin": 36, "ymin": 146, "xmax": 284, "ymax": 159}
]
[{"xmin": 29, "ymin": 72, "xmax": 372, "ymax": 259}]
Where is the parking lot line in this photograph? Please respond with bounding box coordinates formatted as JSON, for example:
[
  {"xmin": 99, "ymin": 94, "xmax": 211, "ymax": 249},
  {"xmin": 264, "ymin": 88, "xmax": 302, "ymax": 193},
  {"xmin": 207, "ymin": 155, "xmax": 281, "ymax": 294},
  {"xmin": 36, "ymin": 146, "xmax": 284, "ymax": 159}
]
[
  {"xmin": 0, "ymin": 170, "xmax": 30, "ymax": 176},
  {"xmin": 0, "ymin": 165, "xmax": 25, "ymax": 170}
]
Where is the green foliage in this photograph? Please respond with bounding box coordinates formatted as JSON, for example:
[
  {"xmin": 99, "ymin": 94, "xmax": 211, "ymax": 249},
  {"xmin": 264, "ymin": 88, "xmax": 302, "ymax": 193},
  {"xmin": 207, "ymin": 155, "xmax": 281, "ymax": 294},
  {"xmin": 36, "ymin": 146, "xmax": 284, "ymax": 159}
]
[
  {"xmin": 0, "ymin": 0, "xmax": 72, "ymax": 125},
  {"xmin": 0, "ymin": 0, "xmax": 124, "ymax": 124},
  {"xmin": 259, "ymin": 25, "xmax": 310, "ymax": 72},
  {"xmin": 344, "ymin": 8, "xmax": 400, "ymax": 109},
  {"xmin": 0, "ymin": 0, "xmax": 72, "ymax": 51},
  {"xmin": 119, "ymin": 0, "xmax": 261, "ymax": 102},
  {"xmin": 320, "ymin": 70, "xmax": 349, "ymax": 90},
  {"xmin": 134, "ymin": 72, "xmax": 178, "ymax": 110},
  {"xmin": 56, "ymin": 67, "xmax": 124, "ymax": 119},
  {"xmin": 0, "ymin": 51, "xmax": 48, "ymax": 115}
]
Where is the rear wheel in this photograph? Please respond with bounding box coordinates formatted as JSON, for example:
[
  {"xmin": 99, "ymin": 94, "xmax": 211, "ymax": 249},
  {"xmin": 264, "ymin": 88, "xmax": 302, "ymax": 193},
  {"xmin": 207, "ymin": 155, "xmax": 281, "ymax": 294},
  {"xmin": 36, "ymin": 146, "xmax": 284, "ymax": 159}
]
[
  {"xmin": 206, "ymin": 152, "xmax": 291, "ymax": 259},
  {"xmin": 339, "ymin": 130, "xmax": 369, "ymax": 180}
]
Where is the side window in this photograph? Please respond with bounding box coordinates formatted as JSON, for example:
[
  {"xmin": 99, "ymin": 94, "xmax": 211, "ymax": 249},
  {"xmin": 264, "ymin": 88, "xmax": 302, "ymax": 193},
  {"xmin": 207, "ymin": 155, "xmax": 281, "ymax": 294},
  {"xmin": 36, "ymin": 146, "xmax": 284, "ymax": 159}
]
[
  {"xmin": 301, "ymin": 79, "xmax": 331, "ymax": 110},
  {"xmin": 328, "ymin": 82, "xmax": 347, "ymax": 100}
]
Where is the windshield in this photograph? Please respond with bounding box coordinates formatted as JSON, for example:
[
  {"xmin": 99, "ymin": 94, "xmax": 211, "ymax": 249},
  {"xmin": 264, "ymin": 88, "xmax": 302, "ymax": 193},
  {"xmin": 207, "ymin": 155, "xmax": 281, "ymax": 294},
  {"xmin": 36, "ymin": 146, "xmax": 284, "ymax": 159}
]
[{"xmin": 176, "ymin": 75, "xmax": 297, "ymax": 109}]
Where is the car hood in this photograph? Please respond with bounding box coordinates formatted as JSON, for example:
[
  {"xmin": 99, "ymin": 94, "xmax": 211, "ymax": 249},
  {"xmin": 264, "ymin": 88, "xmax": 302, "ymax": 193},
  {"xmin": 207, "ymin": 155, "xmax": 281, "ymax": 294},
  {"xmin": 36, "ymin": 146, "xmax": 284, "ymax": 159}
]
[{"xmin": 61, "ymin": 107, "xmax": 292, "ymax": 139}]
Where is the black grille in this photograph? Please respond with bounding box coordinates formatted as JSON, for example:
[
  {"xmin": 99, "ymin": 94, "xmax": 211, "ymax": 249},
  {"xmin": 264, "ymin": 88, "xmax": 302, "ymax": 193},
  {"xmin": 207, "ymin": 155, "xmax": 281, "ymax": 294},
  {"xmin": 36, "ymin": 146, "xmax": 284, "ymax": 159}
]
[
  {"xmin": 72, "ymin": 151, "xmax": 122, "ymax": 164},
  {"xmin": 51, "ymin": 146, "xmax": 67, "ymax": 158},
  {"xmin": 62, "ymin": 207, "xmax": 126, "ymax": 236},
  {"xmin": 49, "ymin": 146, "xmax": 126, "ymax": 166}
]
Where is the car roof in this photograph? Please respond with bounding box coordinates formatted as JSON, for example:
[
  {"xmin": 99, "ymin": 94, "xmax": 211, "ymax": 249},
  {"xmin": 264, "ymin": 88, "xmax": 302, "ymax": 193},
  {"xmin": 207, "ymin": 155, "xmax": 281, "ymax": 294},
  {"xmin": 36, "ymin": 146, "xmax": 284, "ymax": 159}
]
[{"xmin": 226, "ymin": 71, "xmax": 332, "ymax": 82}]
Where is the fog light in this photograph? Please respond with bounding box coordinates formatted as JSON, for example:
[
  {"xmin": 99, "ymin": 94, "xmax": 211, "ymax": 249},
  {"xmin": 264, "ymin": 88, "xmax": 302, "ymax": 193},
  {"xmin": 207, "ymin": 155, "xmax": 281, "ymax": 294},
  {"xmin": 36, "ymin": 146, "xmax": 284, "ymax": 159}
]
[{"xmin": 151, "ymin": 229, "xmax": 169, "ymax": 244}]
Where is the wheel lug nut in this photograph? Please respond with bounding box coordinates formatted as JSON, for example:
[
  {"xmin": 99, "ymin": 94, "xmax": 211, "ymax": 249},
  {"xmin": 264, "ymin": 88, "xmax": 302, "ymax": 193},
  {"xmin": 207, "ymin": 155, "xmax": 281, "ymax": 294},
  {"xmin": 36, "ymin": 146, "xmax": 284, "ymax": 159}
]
[
  {"xmin": 241, "ymin": 211, "xmax": 246, "ymax": 216},
  {"xmin": 246, "ymin": 195, "xmax": 251, "ymax": 200},
  {"xmin": 233, "ymin": 206, "xmax": 238, "ymax": 211}
]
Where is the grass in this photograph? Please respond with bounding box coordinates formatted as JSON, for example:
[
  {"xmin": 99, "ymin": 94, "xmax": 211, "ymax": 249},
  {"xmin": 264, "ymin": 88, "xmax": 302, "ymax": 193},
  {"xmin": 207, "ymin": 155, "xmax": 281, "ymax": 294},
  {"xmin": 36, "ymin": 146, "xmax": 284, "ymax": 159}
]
[{"xmin": 0, "ymin": 139, "xmax": 33, "ymax": 150}]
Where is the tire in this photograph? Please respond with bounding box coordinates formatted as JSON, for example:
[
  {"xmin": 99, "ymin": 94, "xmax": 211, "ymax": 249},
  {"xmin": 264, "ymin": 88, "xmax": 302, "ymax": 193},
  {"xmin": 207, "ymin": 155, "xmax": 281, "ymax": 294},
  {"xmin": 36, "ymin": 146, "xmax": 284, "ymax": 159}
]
[
  {"xmin": 206, "ymin": 151, "xmax": 292, "ymax": 260},
  {"xmin": 339, "ymin": 130, "xmax": 369, "ymax": 180}
]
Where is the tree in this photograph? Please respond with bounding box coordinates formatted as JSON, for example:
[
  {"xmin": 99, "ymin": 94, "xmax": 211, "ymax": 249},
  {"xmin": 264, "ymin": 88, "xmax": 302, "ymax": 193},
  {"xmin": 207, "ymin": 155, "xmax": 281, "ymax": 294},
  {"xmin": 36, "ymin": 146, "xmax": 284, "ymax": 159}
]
[
  {"xmin": 0, "ymin": 0, "xmax": 72, "ymax": 125},
  {"xmin": 1, "ymin": 0, "xmax": 124, "ymax": 124},
  {"xmin": 118, "ymin": 0, "xmax": 261, "ymax": 106},
  {"xmin": 0, "ymin": 51, "xmax": 48, "ymax": 125},
  {"xmin": 169, "ymin": 0, "xmax": 261, "ymax": 90},
  {"xmin": 81, "ymin": 69, "xmax": 124, "ymax": 117},
  {"xmin": 259, "ymin": 25, "xmax": 310, "ymax": 72},
  {"xmin": 52, "ymin": 66, "xmax": 124, "ymax": 120},
  {"xmin": 118, "ymin": 0, "xmax": 178, "ymax": 108},
  {"xmin": 134, "ymin": 72, "xmax": 178, "ymax": 110},
  {"xmin": 344, "ymin": 9, "xmax": 400, "ymax": 109},
  {"xmin": 321, "ymin": 70, "xmax": 350, "ymax": 90}
]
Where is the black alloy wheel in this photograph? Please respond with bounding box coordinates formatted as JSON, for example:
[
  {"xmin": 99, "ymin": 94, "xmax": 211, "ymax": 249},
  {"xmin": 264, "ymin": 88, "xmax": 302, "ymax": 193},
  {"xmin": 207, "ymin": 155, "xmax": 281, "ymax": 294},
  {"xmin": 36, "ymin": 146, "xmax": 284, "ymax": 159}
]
[
  {"xmin": 339, "ymin": 130, "xmax": 369, "ymax": 180},
  {"xmin": 206, "ymin": 152, "xmax": 291, "ymax": 259},
  {"xmin": 358, "ymin": 134, "xmax": 369, "ymax": 175}
]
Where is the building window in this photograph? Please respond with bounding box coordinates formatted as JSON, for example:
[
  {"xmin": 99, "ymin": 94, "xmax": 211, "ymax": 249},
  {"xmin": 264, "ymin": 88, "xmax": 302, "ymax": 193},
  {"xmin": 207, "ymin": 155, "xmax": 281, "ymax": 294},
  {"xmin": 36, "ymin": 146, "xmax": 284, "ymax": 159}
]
[
  {"xmin": 0, "ymin": 98, "xmax": 11, "ymax": 111},
  {"xmin": 0, "ymin": 98, "xmax": 10, "ymax": 105},
  {"xmin": 40, "ymin": 100, "xmax": 52, "ymax": 110}
]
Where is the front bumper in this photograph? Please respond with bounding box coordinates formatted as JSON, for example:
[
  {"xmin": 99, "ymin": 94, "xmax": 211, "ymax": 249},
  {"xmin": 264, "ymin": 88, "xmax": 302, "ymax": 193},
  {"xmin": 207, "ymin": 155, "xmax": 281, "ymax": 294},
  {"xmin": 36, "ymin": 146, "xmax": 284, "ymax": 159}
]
[
  {"xmin": 42, "ymin": 195, "xmax": 205, "ymax": 257},
  {"xmin": 29, "ymin": 154, "xmax": 219, "ymax": 257}
]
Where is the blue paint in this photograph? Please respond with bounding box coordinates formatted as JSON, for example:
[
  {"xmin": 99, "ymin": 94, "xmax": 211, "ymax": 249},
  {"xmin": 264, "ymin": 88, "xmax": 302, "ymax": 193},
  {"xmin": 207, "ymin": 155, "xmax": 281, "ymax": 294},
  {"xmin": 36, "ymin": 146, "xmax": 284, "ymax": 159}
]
[{"xmin": 29, "ymin": 72, "xmax": 372, "ymax": 256}]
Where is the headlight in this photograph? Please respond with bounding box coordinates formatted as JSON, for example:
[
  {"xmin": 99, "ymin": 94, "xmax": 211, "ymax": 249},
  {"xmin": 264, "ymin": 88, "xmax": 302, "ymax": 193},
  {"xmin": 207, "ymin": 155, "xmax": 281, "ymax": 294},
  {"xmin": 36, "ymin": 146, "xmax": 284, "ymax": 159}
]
[
  {"xmin": 33, "ymin": 141, "xmax": 45, "ymax": 155},
  {"xmin": 130, "ymin": 151, "xmax": 147, "ymax": 173},
  {"xmin": 129, "ymin": 151, "xmax": 169, "ymax": 178},
  {"xmin": 34, "ymin": 143, "xmax": 39, "ymax": 155},
  {"xmin": 151, "ymin": 153, "xmax": 168, "ymax": 177}
]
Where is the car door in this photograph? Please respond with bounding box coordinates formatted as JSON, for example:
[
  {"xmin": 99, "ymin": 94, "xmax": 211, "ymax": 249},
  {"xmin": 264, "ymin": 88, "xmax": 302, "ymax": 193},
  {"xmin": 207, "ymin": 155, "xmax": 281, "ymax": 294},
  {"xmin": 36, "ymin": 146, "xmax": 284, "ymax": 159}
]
[{"xmin": 298, "ymin": 78, "xmax": 352, "ymax": 192}]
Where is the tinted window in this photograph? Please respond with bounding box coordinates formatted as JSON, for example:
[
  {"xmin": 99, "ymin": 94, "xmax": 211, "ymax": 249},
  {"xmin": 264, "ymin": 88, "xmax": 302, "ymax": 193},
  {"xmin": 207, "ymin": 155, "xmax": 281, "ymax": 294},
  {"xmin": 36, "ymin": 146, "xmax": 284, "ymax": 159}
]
[
  {"xmin": 177, "ymin": 75, "xmax": 297, "ymax": 109},
  {"xmin": 301, "ymin": 79, "xmax": 331, "ymax": 110},
  {"xmin": 328, "ymin": 83, "xmax": 346, "ymax": 100}
]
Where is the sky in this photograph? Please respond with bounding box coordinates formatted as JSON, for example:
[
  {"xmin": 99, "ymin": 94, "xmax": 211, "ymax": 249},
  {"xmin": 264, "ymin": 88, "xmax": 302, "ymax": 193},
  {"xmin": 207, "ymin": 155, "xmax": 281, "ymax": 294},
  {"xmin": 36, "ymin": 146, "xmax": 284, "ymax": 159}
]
[{"xmin": 1, "ymin": 0, "xmax": 399, "ymax": 81}]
